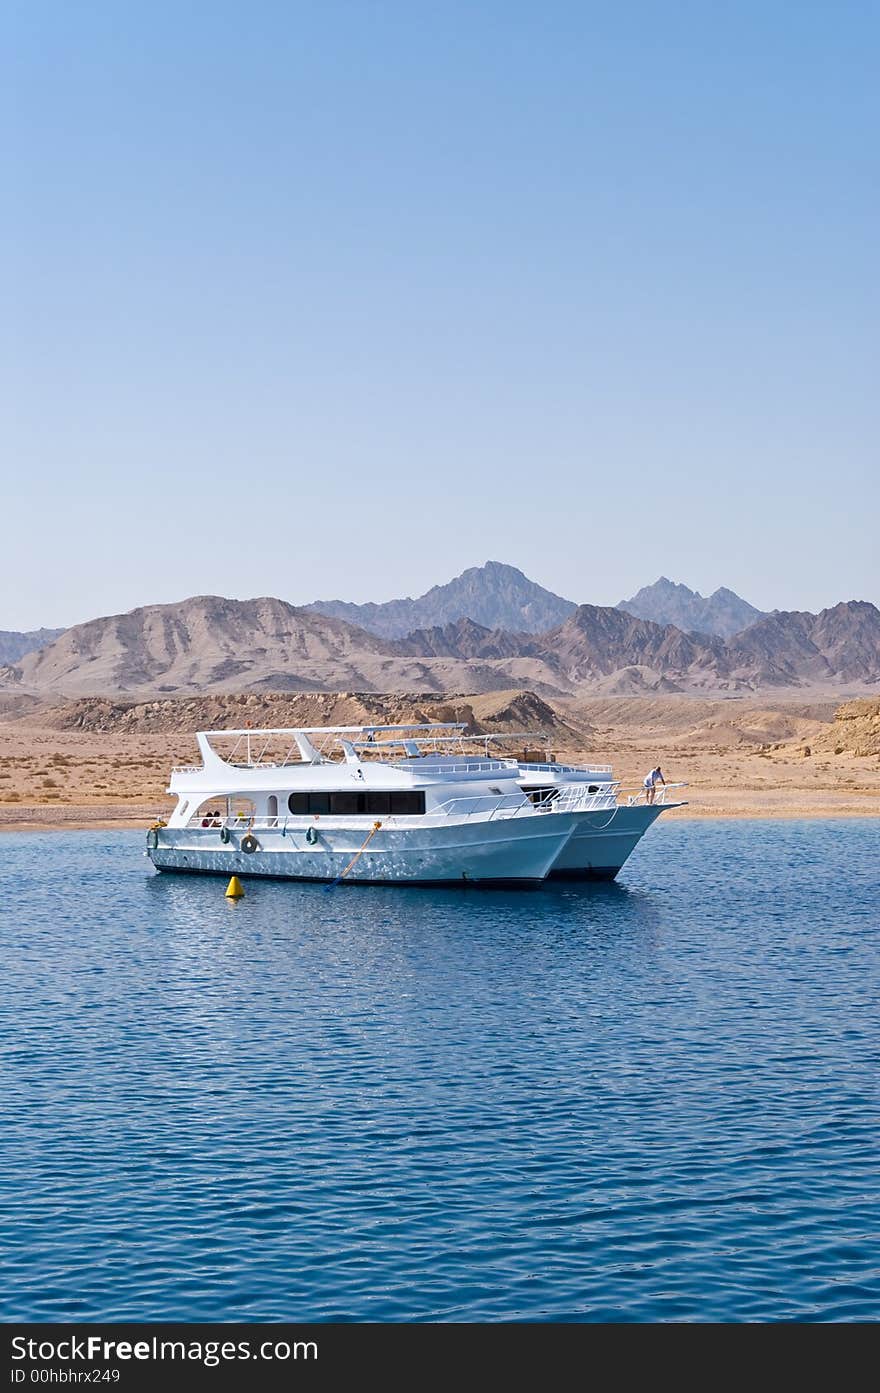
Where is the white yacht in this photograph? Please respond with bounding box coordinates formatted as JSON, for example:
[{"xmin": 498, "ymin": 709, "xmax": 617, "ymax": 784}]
[{"xmin": 146, "ymin": 723, "xmax": 685, "ymax": 887}]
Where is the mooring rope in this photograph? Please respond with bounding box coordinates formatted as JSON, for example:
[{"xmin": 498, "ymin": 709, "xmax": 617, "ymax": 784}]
[{"xmin": 324, "ymin": 820, "xmax": 383, "ymax": 890}]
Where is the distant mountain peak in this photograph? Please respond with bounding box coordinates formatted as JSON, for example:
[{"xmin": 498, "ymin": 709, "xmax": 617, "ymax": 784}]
[
  {"xmin": 618, "ymin": 577, "xmax": 766, "ymax": 639},
  {"xmin": 307, "ymin": 561, "xmax": 577, "ymax": 638}
]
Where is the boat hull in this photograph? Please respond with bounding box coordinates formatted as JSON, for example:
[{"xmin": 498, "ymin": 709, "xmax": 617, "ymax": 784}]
[
  {"xmin": 147, "ymin": 812, "xmax": 577, "ymax": 886},
  {"xmin": 547, "ymin": 803, "xmax": 672, "ymax": 880}
]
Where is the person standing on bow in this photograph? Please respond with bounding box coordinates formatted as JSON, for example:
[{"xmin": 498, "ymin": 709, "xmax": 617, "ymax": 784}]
[{"xmin": 643, "ymin": 765, "xmax": 666, "ymax": 804}]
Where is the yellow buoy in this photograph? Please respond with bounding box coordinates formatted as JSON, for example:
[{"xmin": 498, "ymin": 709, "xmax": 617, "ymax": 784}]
[{"xmin": 225, "ymin": 875, "xmax": 244, "ymax": 899}]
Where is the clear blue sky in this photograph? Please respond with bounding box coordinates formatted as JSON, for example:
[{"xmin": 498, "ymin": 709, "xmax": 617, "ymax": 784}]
[{"xmin": 4, "ymin": 1, "xmax": 877, "ymax": 629}]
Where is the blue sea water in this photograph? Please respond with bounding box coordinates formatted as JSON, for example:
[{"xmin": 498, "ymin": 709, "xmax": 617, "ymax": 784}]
[{"xmin": 1, "ymin": 819, "xmax": 878, "ymax": 1323}]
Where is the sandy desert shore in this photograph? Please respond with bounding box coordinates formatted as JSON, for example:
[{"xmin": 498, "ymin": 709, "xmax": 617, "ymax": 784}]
[{"xmin": 0, "ymin": 693, "xmax": 877, "ymax": 830}]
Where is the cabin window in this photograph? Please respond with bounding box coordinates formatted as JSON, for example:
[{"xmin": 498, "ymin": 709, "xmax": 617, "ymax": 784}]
[{"xmin": 286, "ymin": 790, "xmax": 426, "ymax": 816}]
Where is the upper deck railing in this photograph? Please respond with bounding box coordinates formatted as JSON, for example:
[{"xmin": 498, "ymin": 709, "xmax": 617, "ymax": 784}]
[
  {"xmin": 173, "ymin": 723, "xmax": 469, "ymax": 774},
  {"xmin": 398, "ymin": 759, "xmax": 513, "ymax": 776}
]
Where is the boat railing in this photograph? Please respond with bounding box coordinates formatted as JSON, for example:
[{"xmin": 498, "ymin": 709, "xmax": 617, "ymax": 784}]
[
  {"xmin": 189, "ymin": 796, "xmax": 533, "ymax": 830},
  {"xmin": 430, "ymin": 785, "xmax": 620, "ymax": 820},
  {"xmin": 186, "ymin": 805, "xmax": 531, "ymax": 831},
  {"xmin": 624, "ymin": 782, "xmax": 688, "ymax": 807},
  {"xmin": 399, "ymin": 759, "xmax": 513, "ymax": 775},
  {"xmin": 427, "ymin": 793, "xmax": 530, "ymax": 820},
  {"xmin": 542, "ymin": 785, "xmax": 619, "ymax": 813},
  {"xmin": 185, "ymin": 782, "xmax": 636, "ymax": 833}
]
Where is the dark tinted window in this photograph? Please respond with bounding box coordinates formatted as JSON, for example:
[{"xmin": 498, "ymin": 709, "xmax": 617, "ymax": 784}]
[
  {"xmin": 288, "ymin": 792, "xmax": 332, "ymax": 815},
  {"xmin": 287, "ymin": 790, "xmax": 425, "ymax": 816}
]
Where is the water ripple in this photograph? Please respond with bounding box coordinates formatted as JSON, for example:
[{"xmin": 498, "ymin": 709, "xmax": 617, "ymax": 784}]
[{"xmin": 1, "ymin": 820, "xmax": 879, "ymax": 1320}]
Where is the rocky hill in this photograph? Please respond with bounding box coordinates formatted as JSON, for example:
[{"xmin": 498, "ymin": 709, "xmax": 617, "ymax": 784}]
[
  {"xmin": 546, "ymin": 605, "xmax": 726, "ymax": 687},
  {"xmin": 812, "ymin": 698, "xmax": 880, "ymax": 756},
  {"xmin": 308, "ymin": 561, "xmax": 577, "ymax": 637},
  {"xmin": 2, "ymin": 597, "xmax": 400, "ymax": 696},
  {"xmin": 394, "ymin": 616, "xmax": 539, "ymax": 660},
  {"xmin": 26, "ymin": 687, "xmax": 586, "ymax": 745},
  {"xmin": 618, "ymin": 577, "xmax": 765, "ymax": 638},
  {"xmin": 727, "ymin": 602, "xmax": 880, "ymax": 687}
]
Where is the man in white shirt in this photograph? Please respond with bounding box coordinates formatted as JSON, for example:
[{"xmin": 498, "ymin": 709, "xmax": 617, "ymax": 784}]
[{"xmin": 643, "ymin": 766, "xmax": 666, "ymax": 804}]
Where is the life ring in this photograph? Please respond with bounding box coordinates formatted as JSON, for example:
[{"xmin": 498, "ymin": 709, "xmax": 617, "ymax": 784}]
[
  {"xmin": 220, "ymin": 826, "xmax": 231, "ymax": 844},
  {"xmin": 241, "ymin": 833, "xmax": 259, "ymax": 854},
  {"xmin": 306, "ymin": 825, "xmax": 319, "ymax": 845}
]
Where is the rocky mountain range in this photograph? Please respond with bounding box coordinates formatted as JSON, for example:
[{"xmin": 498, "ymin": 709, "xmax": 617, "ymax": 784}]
[
  {"xmin": 310, "ymin": 564, "xmax": 770, "ymax": 641},
  {"xmin": 617, "ymin": 577, "xmax": 766, "ymax": 638},
  {"xmin": 0, "ymin": 564, "xmax": 772, "ymax": 670},
  {"xmin": 2, "ymin": 590, "xmax": 878, "ymax": 699}
]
